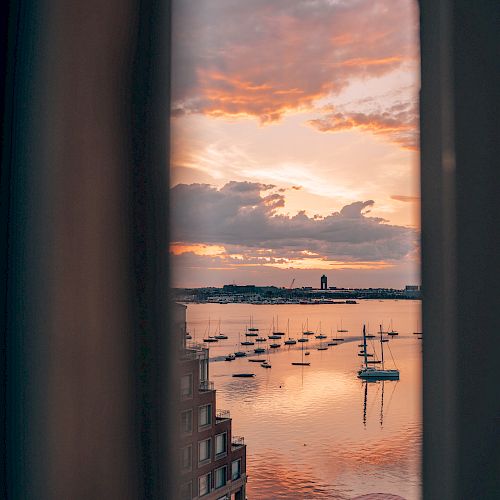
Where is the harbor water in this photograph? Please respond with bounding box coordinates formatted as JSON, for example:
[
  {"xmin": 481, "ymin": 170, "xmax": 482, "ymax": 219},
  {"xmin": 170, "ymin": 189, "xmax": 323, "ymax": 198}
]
[{"xmin": 186, "ymin": 300, "xmax": 421, "ymax": 500}]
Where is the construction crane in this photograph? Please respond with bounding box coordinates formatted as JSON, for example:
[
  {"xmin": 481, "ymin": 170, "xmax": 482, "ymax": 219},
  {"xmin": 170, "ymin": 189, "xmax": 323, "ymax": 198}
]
[{"xmin": 289, "ymin": 278, "xmax": 295, "ymax": 289}]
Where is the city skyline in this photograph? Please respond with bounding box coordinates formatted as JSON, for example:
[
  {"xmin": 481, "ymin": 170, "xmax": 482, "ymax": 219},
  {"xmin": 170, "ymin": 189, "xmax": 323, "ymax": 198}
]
[{"xmin": 170, "ymin": 0, "xmax": 420, "ymax": 289}]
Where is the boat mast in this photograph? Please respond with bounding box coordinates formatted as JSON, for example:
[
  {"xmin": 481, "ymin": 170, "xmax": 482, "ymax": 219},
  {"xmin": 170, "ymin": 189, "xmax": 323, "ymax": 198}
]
[
  {"xmin": 362, "ymin": 324, "xmax": 368, "ymax": 368},
  {"xmin": 380, "ymin": 324, "xmax": 385, "ymax": 370}
]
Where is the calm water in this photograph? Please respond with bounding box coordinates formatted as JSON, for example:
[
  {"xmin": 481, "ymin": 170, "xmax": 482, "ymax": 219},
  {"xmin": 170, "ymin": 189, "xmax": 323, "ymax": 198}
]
[{"xmin": 186, "ymin": 301, "xmax": 422, "ymax": 500}]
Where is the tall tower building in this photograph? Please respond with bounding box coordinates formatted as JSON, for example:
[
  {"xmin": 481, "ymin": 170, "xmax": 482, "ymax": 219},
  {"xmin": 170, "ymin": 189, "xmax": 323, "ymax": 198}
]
[{"xmin": 321, "ymin": 274, "xmax": 328, "ymax": 290}]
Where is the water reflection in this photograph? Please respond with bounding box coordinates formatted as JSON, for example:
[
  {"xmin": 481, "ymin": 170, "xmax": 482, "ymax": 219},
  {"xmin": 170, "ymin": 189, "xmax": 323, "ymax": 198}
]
[
  {"xmin": 189, "ymin": 301, "xmax": 421, "ymax": 499},
  {"xmin": 361, "ymin": 380, "xmax": 400, "ymax": 429}
]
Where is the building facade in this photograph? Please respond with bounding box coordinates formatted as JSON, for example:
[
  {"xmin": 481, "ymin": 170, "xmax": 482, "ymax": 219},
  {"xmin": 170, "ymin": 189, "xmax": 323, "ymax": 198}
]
[{"xmin": 175, "ymin": 303, "xmax": 247, "ymax": 500}]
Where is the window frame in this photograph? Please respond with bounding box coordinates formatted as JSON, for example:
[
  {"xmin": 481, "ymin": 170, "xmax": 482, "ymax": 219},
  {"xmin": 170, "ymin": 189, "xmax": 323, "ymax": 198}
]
[
  {"xmin": 198, "ymin": 471, "xmax": 212, "ymax": 497},
  {"xmin": 215, "ymin": 431, "xmax": 227, "ymax": 458},
  {"xmin": 180, "ymin": 409, "xmax": 193, "ymax": 434},
  {"xmin": 198, "ymin": 437, "xmax": 212, "ymax": 465},
  {"xmin": 198, "ymin": 403, "xmax": 212, "ymax": 429},
  {"xmin": 214, "ymin": 465, "xmax": 227, "ymax": 490}
]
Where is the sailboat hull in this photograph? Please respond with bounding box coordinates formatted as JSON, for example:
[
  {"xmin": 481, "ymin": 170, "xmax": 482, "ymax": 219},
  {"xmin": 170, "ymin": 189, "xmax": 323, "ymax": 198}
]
[{"xmin": 357, "ymin": 368, "xmax": 399, "ymax": 379}]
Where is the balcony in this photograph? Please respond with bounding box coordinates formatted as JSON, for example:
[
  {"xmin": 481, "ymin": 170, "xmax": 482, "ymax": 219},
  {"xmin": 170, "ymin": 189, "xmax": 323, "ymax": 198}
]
[
  {"xmin": 199, "ymin": 380, "xmax": 214, "ymax": 391},
  {"xmin": 231, "ymin": 436, "xmax": 245, "ymax": 448},
  {"xmin": 216, "ymin": 409, "xmax": 231, "ymax": 420}
]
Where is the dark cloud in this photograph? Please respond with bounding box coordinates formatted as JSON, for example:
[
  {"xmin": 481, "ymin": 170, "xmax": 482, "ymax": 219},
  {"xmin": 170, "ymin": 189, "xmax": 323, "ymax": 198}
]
[
  {"xmin": 308, "ymin": 101, "xmax": 419, "ymax": 150},
  {"xmin": 171, "ymin": 181, "xmax": 417, "ymax": 262},
  {"xmin": 171, "ymin": 0, "xmax": 418, "ymax": 121}
]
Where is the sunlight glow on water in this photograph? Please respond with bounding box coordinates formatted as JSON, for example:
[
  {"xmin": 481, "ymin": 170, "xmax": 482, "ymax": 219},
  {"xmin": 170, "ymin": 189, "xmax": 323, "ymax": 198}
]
[{"xmin": 187, "ymin": 301, "xmax": 421, "ymax": 500}]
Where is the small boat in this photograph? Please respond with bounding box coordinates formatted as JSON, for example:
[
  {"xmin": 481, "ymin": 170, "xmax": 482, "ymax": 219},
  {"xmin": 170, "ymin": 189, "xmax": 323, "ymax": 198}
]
[
  {"xmin": 214, "ymin": 319, "xmax": 228, "ymax": 339},
  {"xmin": 271, "ymin": 316, "xmax": 286, "ymax": 336},
  {"xmin": 317, "ymin": 346, "xmax": 328, "ymax": 350},
  {"xmin": 232, "ymin": 373, "xmax": 255, "ymax": 378},
  {"xmin": 337, "ymin": 319, "xmax": 349, "ymax": 333},
  {"xmin": 234, "ymin": 351, "xmax": 246, "ymax": 357},
  {"xmin": 254, "ymin": 347, "xmax": 265, "ymax": 354},
  {"xmin": 248, "ymin": 358, "xmax": 263, "ymax": 363},
  {"xmin": 246, "ymin": 317, "xmax": 259, "ymax": 336},
  {"xmin": 358, "ymin": 324, "xmax": 399, "ymax": 380},
  {"xmin": 203, "ymin": 337, "xmax": 218, "ymax": 343},
  {"xmin": 284, "ymin": 319, "xmax": 297, "ymax": 344},
  {"xmin": 304, "ymin": 351, "xmax": 310, "ymax": 356},
  {"xmin": 387, "ymin": 319, "xmax": 399, "ymax": 336},
  {"xmin": 297, "ymin": 338, "xmax": 309, "ymax": 343},
  {"xmin": 303, "ymin": 318, "xmax": 314, "ymax": 335},
  {"xmin": 270, "ymin": 343, "xmax": 281, "ymax": 348},
  {"xmin": 225, "ymin": 354, "xmax": 235, "ymax": 361},
  {"xmin": 261, "ymin": 348, "xmax": 272, "ymax": 369},
  {"xmin": 241, "ymin": 340, "xmax": 254, "ymax": 346},
  {"xmin": 292, "ymin": 332, "xmax": 311, "ymax": 366},
  {"xmin": 256, "ymin": 337, "xmax": 267, "ymax": 342},
  {"xmin": 327, "ymin": 341, "xmax": 338, "ymax": 346}
]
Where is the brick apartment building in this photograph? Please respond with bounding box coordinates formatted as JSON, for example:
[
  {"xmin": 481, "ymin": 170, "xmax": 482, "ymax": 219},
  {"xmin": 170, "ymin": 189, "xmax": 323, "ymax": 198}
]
[{"xmin": 174, "ymin": 303, "xmax": 247, "ymax": 500}]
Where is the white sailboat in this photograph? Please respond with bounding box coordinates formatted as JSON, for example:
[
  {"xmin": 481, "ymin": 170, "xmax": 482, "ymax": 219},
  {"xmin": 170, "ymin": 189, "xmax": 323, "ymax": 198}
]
[{"xmin": 358, "ymin": 324, "xmax": 399, "ymax": 379}]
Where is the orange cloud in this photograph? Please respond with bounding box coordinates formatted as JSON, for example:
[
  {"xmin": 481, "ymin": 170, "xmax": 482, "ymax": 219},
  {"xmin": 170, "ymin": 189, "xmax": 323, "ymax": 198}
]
[
  {"xmin": 170, "ymin": 243, "xmax": 226, "ymax": 256},
  {"xmin": 308, "ymin": 101, "xmax": 419, "ymax": 150},
  {"xmin": 171, "ymin": 0, "xmax": 419, "ymax": 122}
]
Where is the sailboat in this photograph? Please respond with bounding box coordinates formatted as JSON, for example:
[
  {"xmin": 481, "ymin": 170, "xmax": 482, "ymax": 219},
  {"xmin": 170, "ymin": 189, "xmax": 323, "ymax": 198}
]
[
  {"xmin": 315, "ymin": 321, "xmax": 327, "ymax": 339},
  {"xmin": 284, "ymin": 319, "xmax": 297, "ymax": 345},
  {"xmin": 246, "ymin": 316, "xmax": 259, "ymax": 336},
  {"xmin": 234, "ymin": 330, "xmax": 246, "ymax": 357},
  {"xmin": 302, "ymin": 318, "xmax": 314, "ymax": 336},
  {"xmin": 387, "ymin": 319, "xmax": 399, "ymax": 336},
  {"xmin": 203, "ymin": 317, "xmax": 218, "ymax": 343},
  {"xmin": 297, "ymin": 323, "xmax": 309, "ymax": 343},
  {"xmin": 273, "ymin": 315, "xmax": 286, "ymax": 336},
  {"xmin": 413, "ymin": 319, "xmax": 422, "ymax": 335},
  {"xmin": 214, "ymin": 319, "xmax": 228, "ymax": 339},
  {"xmin": 291, "ymin": 331, "xmax": 311, "ymax": 366},
  {"xmin": 261, "ymin": 345, "xmax": 272, "ymax": 368},
  {"xmin": 337, "ymin": 319, "xmax": 348, "ymax": 333},
  {"xmin": 358, "ymin": 324, "xmax": 399, "ymax": 379}
]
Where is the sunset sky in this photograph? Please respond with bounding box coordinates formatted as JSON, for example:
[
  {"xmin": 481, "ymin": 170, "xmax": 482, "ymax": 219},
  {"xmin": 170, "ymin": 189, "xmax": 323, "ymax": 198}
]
[{"xmin": 170, "ymin": 0, "xmax": 420, "ymax": 289}]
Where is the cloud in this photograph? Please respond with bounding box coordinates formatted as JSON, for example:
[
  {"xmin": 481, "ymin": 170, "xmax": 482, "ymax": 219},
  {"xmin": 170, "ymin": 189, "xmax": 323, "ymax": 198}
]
[
  {"xmin": 308, "ymin": 101, "xmax": 419, "ymax": 150},
  {"xmin": 171, "ymin": 181, "xmax": 417, "ymax": 263},
  {"xmin": 391, "ymin": 195, "xmax": 420, "ymax": 202},
  {"xmin": 171, "ymin": 0, "xmax": 419, "ymax": 122}
]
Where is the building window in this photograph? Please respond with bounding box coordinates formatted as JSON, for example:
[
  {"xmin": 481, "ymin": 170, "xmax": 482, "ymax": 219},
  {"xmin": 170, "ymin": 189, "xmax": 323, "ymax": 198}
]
[
  {"xmin": 231, "ymin": 459, "xmax": 241, "ymax": 480},
  {"xmin": 215, "ymin": 465, "xmax": 227, "ymax": 489},
  {"xmin": 199, "ymin": 437, "xmax": 211, "ymax": 463},
  {"xmin": 198, "ymin": 472, "xmax": 212, "ymax": 497},
  {"xmin": 181, "ymin": 444, "xmax": 192, "ymax": 471},
  {"xmin": 181, "ymin": 373, "xmax": 193, "ymax": 399},
  {"xmin": 181, "ymin": 409, "xmax": 193, "ymax": 434},
  {"xmin": 199, "ymin": 357, "xmax": 208, "ymax": 382},
  {"xmin": 180, "ymin": 481, "xmax": 192, "ymax": 500},
  {"xmin": 199, "ymin": 404, "xmax": 212, "ymax": 427},
  {"xmin": 215, "ymin": 432, "xmax": 227, "ymax": 457}
]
